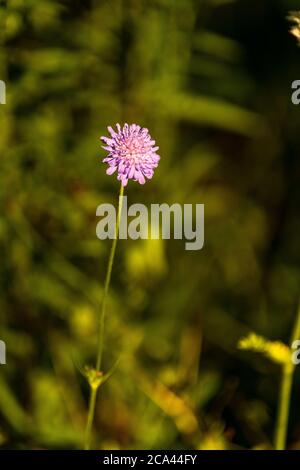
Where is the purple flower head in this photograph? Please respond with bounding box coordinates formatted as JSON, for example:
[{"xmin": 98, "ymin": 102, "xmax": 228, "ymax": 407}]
[{"xmin": 101, "ymin": 123, "xmax": 160, "ymax": 187}]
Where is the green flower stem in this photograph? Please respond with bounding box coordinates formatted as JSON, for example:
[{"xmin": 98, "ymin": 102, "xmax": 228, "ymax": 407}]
[
  {"xmin": 275, "ymin": 363, "xmax": 293, "ymax": 450},
  {"xmin": 275, "ymin": 299, "xmax": 300, "ymax": 450},
  {"xmin": 84, "ymin": 387, "xmax": 97, "ymax": 450},
  {"xmin": 84, "ymin": 183, "xmax": 124, "ymax": 450}
]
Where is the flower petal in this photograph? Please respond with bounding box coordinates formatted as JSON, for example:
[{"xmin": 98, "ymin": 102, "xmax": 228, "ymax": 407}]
[{"xmin": 106, "ymin": 166, "xmax": 117, "ymax": 175}]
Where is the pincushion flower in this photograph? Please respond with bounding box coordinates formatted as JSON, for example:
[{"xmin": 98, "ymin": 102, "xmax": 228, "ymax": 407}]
[
  {"xmin": 101, "ymin": 123, "xmax": 160, "ymax": 186},
  {"xmin": 85, "ymin": 123, "xmax": 160, "ymax": 449}
]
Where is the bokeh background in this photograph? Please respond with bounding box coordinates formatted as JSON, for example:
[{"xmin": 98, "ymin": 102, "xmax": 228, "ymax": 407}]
[{"xmin": 1, "ymin": 0, "xmax": 300, "ymax": 450}]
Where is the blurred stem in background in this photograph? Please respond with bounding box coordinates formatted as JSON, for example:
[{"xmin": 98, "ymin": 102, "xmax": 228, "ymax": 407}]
[
  {"xmin": 275, "ymin": 297, "xmax": 300, "ymax": 450},
  {"xmin": 84, "ymin": 183, "xmax": 125, "ymax": 450}
]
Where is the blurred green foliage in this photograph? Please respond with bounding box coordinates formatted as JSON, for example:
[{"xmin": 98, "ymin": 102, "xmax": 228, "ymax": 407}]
[{"xmin": 1, "ymin": 0, "xmax": 300, "ymax": 450}]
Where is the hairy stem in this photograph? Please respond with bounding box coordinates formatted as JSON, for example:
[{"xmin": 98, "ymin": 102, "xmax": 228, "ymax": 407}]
[{"xmin": 84, "ymin": 183, "xmax": 124, "ymax": 450}]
